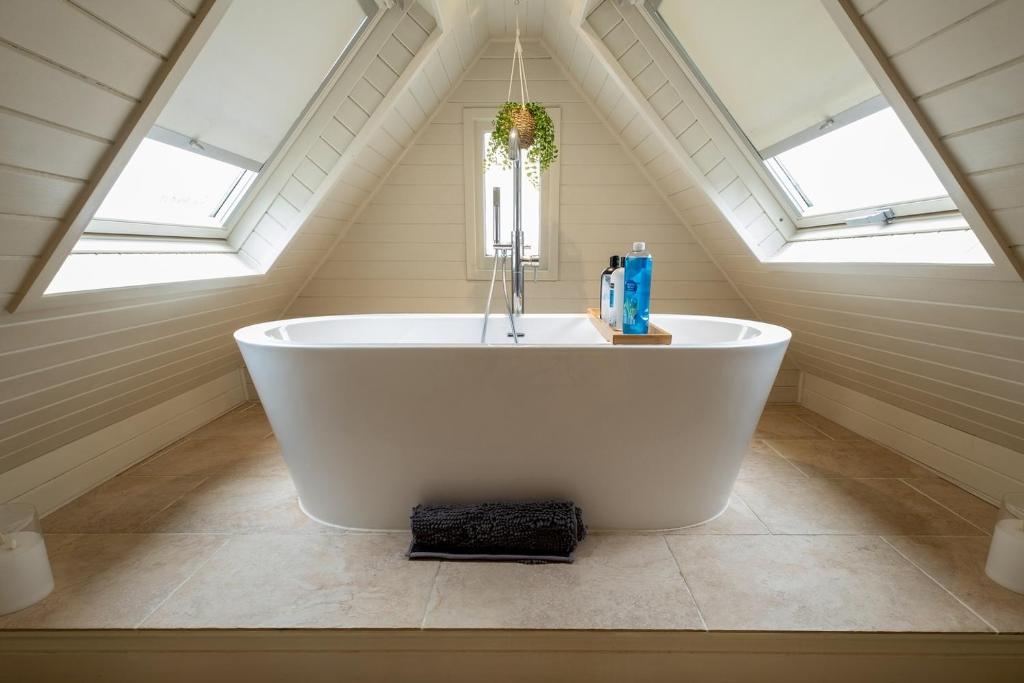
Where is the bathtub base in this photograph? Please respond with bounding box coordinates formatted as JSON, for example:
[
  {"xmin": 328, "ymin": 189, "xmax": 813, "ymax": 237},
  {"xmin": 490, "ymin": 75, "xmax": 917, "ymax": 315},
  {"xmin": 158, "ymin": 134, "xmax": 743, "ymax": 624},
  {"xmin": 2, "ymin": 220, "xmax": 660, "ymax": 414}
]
[{"xmin": 295, "ymin": 494, "xmax": 734, "ymax": 534}]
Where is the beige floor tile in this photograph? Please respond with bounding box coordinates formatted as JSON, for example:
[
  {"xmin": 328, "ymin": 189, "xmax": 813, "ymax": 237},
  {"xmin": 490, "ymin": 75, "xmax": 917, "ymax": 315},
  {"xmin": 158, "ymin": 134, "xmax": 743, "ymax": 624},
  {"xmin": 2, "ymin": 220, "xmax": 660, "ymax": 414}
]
[
  {"xmin": 131, "ymin": 435, "xmax": 280, "ymax": 478},
  {"xmin": 423, "ymin": 535, "xmax": 704, "ymax": 629},
  {"xmin": 737, "ymin": 440, "xmax": 806, "ymax": 481},
  {"xmin": 0, "ymin": 533, "xmax": 225, "ymax": 629},
  {"xmin": 795, "ymin": 413, "xmax": 864, "ymax": 440},
  {"xmin": 884, "ymin": 536, "xmax": 1024, "ymax": 633},
  {"xmin": 216, "ymin": 440, "xmax": 291, "ymax": 479},
  {"xmin": 767, "ymin": 439, "xmax": 932, "ymax": 479},
  {"xmin": 42, "ymin": 475, "xmax": 204, "ymax": 533},
  {"xmin": 901, "ymin": 478, "xmax": 999, "ymax": 533},
  {"xmin": 735, "ymin": 478, "xmax": 984, "ymax": 535},
  {"xmin": 667, "ymin": 535, "xmax": 991, "ymax": 631},
  {"xmin": 761, "ymin": 404, "xmax": 812, "ymax": 415},
  {"xmin": 755, "ymin": 412, "xmax": 827, "ymax": 439},
  {"xmin": 668, "ymin": 496, "xmax": 769, "ymax": 535},
  {"xmin": 140, "ymin": 472, "xmax": 319, "ymax": 533},
  {"xmin": 142, "ymin": 533, "xmax": 436, "ymax": 628},
  {"xmin": 190, "ymin": 405, "xmax": 272, "ymax": 440}
]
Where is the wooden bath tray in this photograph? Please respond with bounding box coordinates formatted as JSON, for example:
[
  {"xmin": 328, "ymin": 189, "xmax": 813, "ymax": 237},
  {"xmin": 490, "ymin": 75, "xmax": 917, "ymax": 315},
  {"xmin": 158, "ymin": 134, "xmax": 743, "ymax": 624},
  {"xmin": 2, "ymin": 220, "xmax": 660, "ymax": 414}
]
[{"xmin": 586, "ymin": 308, "xmax": 672, "ymax": 345}]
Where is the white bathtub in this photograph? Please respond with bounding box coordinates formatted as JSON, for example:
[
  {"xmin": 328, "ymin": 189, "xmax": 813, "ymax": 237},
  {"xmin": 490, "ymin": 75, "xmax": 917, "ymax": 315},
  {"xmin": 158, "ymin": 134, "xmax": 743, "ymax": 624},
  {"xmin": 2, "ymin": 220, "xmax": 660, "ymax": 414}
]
[{"xmin": 235, "ymin": 314, "xmax": 790, "ymax": 530}]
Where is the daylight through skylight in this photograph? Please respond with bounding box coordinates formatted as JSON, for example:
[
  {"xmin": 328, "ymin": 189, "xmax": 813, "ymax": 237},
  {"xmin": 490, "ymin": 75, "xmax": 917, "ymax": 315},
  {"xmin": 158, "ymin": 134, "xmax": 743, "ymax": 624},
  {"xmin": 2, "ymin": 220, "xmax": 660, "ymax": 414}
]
[
  {"xmin": 765, "ymin": 107, "xmax": 948, "ymax": 218},
  {"xmin": 95, "ymin": 138, "xmax": 256, "ymax": 228}
]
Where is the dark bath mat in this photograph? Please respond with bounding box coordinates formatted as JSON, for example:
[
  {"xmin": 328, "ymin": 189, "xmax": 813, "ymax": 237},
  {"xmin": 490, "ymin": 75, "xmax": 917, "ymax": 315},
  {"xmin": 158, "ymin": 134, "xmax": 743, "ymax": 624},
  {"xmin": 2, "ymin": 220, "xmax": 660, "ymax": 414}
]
[{"xmin": 408, "ymin": 500, "xmax": 586, "ymax": 564}]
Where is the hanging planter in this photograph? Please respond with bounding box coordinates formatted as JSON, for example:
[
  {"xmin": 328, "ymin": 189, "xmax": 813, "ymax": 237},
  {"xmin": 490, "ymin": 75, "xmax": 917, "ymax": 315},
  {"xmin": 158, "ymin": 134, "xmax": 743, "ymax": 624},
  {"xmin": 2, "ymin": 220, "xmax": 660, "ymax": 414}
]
[
  {"xmin": 487, "ymin": 102, "xmax": 557, "ymax": 187},
  {"xmin": 485, "ymin": 9, "xmax": 558, "ymax": 187}
]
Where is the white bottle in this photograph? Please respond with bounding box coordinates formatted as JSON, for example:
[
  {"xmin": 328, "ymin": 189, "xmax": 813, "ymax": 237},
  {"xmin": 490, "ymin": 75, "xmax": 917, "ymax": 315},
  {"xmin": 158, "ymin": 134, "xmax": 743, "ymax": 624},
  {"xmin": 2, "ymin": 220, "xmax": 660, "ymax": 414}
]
[
  {"xmin": 608, "ymin": 256, "xmax": 625, "ymax": 330},
  {"xmin": 599, "ymin": 256, "xmax": 618, "ymax": 321}
]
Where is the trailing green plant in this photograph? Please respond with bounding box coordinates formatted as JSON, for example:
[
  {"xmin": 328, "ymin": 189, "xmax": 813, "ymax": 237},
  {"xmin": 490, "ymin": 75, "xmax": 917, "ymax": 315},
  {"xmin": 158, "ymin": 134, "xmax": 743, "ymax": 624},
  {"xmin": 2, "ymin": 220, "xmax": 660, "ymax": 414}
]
[{"xmin": 486, "ymin": 101, "xmax": 558, "ymax": 187}]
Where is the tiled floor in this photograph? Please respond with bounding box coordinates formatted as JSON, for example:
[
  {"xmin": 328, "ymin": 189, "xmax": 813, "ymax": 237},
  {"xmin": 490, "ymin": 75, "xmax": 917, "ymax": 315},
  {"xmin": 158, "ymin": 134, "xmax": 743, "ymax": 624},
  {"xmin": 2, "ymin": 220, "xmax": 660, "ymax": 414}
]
[{"xmin": 3, "ymin": 403, "xmax": 1023, "ymax": 633}]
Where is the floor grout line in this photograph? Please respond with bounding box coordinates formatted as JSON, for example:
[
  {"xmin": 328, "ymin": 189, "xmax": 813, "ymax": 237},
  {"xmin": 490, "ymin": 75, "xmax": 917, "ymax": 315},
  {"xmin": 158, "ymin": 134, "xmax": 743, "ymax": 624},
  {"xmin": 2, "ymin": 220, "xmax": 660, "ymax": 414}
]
[
  {"xmin": 794, "ymin": 414, "xmax": 838, "ymax": 440},
  {"xmin": 759, "ymin": 440, "xmax": 812, "ymax": 480},
  {"xmin": 661, "ymin": 534, "xmax": 709, "ymax": 632},
  {"xmin": 129, "ymin": 472, "xmax": 214, "ymax": 533},
  {"xmin": 731, "ymin": 491, "xmax": 775, "ymax": 535},
  {"xmin": 133, "ymin": 534, "xmax": 234, "ymax": 629},
  {"xmin": 878, "ymin": 535, "xmax": 999, "ymax": 634},
  {"xmin": 898, "ymin": 478, "xmax": 993, "ymax": 535},
  {"xmin": 419, "ymin": 562, "xmax": 443, "ymax": 630}
]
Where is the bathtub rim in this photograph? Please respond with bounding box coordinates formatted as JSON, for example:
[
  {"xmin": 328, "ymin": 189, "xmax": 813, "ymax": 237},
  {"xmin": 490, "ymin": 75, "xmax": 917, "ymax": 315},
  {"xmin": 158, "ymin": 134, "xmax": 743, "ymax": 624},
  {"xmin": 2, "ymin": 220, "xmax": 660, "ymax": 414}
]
[{"xmin": 234, "ymin": 313, "xmax": 791, "ymax": 350}]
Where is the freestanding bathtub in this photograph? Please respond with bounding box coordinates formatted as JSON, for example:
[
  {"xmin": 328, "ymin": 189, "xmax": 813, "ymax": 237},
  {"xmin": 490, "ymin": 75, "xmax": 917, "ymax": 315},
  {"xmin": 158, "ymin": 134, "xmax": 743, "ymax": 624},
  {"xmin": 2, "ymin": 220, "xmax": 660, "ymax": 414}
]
[{"xmin": 235, "ymin": 314, "xmax": 790, "ymax": 530}]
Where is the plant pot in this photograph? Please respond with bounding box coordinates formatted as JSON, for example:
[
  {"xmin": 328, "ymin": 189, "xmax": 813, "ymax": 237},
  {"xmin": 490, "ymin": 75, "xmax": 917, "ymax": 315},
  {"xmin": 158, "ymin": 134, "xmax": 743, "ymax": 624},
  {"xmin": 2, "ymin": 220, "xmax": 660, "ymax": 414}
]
[{"xmin": 510, "ymin": 105, "xmax": 536, "ymax": 148}]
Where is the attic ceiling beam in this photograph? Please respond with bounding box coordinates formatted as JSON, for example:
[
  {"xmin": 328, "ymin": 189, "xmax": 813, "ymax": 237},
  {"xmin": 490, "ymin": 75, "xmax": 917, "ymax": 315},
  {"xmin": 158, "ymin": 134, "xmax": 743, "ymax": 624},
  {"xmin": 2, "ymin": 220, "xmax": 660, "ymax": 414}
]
[
  {"xmin": 6, "ymin": 0, "xmax": 233, "ymax": 314},
  {"xmin": 822, "ymin": 0, "xmax": 1024, "ymax": 282}
]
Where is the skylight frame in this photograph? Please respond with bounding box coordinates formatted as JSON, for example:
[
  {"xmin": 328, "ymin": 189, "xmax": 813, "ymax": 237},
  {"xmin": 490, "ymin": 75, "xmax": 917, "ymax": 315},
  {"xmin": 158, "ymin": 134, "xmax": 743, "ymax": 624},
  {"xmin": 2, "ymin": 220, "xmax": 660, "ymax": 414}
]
[
  {"xmin": 586, "ymin": 0, "xmax": 1020, "ymax": 278},
  {"xmin": 86, "ymin": 131, "xmax": 260, "ymax": 239},
  {"xmin": 8, "ymin": 0, "xmax": 411, "ymax": 313},
  {"xmin": 80, "ymin": 0, "xmax": 377, "ymax": 245},
  {"xmin": 644, "ymin": 0, "xmax": 958, "ymax": 233}
]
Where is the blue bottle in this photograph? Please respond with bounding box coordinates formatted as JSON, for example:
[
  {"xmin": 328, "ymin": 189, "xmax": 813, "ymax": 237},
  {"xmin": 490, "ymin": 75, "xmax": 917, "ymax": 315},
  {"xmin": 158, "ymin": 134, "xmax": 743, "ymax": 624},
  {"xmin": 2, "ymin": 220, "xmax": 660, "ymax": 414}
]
[{"xmin": 622, "ymin": 242, "xmax": 653, "ymax": 334}]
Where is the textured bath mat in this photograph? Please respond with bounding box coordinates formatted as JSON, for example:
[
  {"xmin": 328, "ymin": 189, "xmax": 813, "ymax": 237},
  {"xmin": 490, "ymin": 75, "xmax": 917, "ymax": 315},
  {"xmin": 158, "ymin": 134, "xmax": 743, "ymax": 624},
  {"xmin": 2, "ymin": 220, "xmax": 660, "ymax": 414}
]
[{"xmin": 408, "ymin": 500, "xmax": 586, "ymax": 564}]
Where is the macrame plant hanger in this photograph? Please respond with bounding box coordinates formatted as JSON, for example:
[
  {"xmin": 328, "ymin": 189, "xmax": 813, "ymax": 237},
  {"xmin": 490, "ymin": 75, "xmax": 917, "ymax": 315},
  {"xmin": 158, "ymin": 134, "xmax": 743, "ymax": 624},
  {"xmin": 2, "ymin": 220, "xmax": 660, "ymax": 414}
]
[{"xmin": 506, "ymin": 0, "xmax": 535, "ymax": 148}]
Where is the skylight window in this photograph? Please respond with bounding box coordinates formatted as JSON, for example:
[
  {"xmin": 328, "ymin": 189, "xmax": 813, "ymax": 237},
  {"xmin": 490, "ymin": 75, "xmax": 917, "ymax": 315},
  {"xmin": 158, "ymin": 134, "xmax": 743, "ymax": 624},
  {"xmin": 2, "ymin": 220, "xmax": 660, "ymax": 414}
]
[
  {"xmin": 483, "ymin": 131, "xmax": 541, "ymax": 259},
  {"xmin": 84, "ymin": 0, "xmax": 375, "ymax": 241},
  {"xmin": 649, "ymin": 0, "xmax": 955, "ymax": 230},
  {"xmin": 92, "ymin": 136, "xmax": 257, "ymax": 237},
  {"xmin": 764, "ymin": 106, "xmax": 948, "ymax": 219},
  {"xmin": 463, "ymin": 108, "xmax": 560, "ymax": 280}
]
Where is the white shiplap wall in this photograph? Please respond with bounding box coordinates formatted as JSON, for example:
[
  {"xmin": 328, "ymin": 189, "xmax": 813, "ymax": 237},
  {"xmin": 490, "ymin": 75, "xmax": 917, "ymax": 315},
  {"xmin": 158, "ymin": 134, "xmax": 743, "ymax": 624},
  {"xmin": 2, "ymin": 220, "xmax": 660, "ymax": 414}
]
[
  {"xmin": 578, "ymin": 0, "xmax": 1024, "ymax": 464},
  {"xmin": 0, "ymin": 0, "xmax": 438, "ymax": 477},
  {"xmin": 287, "ymin": 37, "xmax": 801, "ymax": 401}
]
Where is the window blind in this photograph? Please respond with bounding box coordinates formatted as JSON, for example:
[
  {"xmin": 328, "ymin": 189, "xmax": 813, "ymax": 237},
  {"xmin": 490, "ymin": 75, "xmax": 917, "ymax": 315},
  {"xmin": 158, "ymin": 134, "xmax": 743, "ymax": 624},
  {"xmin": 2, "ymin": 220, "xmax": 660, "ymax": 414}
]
[
  {"xmin": 156, "ymin": 0, "xmax": 374, "ymax": 165},
  {"xmin": 654, "ymin": 0, "xmax": 880, "ymax": 154}
]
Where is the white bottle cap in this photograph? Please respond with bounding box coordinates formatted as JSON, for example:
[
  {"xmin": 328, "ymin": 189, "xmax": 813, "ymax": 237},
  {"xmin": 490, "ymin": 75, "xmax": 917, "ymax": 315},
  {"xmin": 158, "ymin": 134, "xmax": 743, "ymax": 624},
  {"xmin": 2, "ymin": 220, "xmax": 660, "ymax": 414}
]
[{"xmin": 632, "ymin": 242, "xmax": 645, "ymax": 251}]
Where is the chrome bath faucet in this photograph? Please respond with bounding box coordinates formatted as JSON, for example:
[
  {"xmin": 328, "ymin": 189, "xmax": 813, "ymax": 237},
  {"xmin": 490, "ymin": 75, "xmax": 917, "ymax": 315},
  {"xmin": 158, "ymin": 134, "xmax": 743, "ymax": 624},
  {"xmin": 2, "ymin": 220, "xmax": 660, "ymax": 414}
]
[
  {"xmin": 480, "ymin": 127, "xmax": 539, "ymax": 344},
  {"xmin": 507, "ymin": 127, "xmax": 540, "ymax": 318}
]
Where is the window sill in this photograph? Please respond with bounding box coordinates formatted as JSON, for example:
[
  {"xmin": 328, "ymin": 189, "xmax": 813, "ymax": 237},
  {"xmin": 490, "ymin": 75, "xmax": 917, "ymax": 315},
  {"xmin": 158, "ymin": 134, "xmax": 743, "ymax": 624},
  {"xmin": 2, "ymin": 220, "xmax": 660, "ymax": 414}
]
[
  {"xmin": 767, "ymin": 227, "xmax": 993, "ymax": 265},
  {"xmin": 73, "ymin": 235, "xmax": 236, "ymax": 254},
  {"xmin": 45, "ymin": 251, "xmax": 260, "ymax": 296}
]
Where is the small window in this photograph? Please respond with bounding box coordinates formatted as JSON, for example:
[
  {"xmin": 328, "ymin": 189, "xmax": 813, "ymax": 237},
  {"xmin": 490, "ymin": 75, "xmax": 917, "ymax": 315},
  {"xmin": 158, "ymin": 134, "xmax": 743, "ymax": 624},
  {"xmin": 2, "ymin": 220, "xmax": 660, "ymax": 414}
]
[
  {"xmin": 649, "ymin": 0, "xmax": 955, "ymax": 229},
  {"xmin": 85, "ymin": 0, "xmax": 375, "ymax": 240},
  {"xmin": 482, "ymin": 130, "xmax": 541, "ymax": 259},
  {"xmin": 463, "ymin": 108, "xmax": 560, "ymax": 280}
]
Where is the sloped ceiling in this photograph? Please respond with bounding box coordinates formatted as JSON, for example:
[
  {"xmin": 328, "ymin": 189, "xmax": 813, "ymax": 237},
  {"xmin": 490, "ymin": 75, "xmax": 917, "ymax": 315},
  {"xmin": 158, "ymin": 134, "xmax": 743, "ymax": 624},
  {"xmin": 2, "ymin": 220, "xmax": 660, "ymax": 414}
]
[{"xmin": 1, "ymin": 0, "xmax": 1020, "ymax": 486}]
